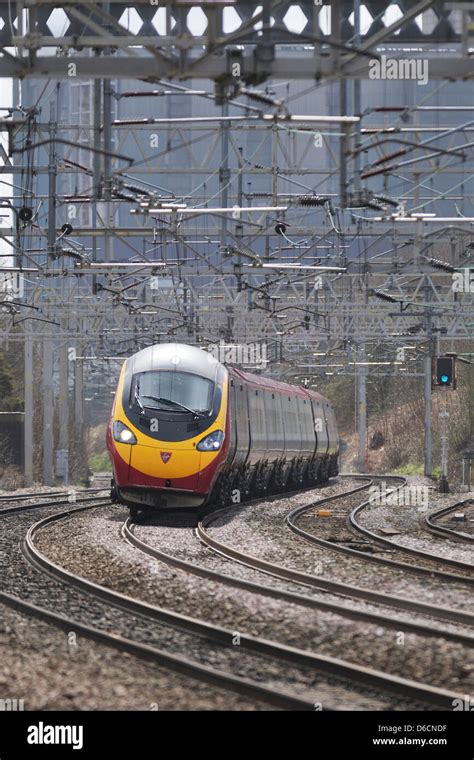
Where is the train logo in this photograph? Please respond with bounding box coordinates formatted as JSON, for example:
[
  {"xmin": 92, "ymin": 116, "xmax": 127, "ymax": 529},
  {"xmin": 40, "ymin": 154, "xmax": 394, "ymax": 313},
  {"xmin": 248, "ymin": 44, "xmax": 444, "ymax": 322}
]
[{"xmin": 160, "ymin": 452, "xmax": 172, "ymax": 463}]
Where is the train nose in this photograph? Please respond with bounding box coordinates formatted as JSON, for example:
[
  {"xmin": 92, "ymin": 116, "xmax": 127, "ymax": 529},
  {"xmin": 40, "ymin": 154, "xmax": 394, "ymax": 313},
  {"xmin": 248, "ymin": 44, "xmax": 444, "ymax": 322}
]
[{"xmin": 129, "ymin": 443, "xmax": 202, "ymax": 489}]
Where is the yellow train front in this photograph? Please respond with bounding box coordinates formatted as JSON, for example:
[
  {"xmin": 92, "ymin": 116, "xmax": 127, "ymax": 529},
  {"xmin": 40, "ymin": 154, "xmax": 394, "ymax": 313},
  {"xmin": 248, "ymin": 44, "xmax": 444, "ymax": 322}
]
[
  {"xmin": 107, "ymin": 343, "xmax": 230, "ymax": 514},
  {"xmin": 107, "ymin": 342, "xmax": 340, "ymax": 515}
]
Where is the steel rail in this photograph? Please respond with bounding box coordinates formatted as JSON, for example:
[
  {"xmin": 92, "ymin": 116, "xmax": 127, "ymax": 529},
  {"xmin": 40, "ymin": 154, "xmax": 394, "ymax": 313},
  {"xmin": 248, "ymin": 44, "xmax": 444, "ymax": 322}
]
[
  {"xmin": 288, "ymin": 476, "xmax": 474, "ymax": 583},
  {"xmin": 198, "ymin": 498, "xmax": 474, "ymax": 627},
  {"xmin": 424, "ymin": 501, "xmax": 474, "ymax": 544},
  {"xmin": 0, "ymin": 589, "xmax": 313, "ymax": 711},
  {"xmin": 0, "ymin": 487, "xmax": 106, "ymax": 502},
  {"xmin": 123, "ymin": 516, "xmax": 474, "ymax": 646},
  {"xmin": 0, "ymin": 494, "xmax": 111, "ymax": 516},
  {"xmin": 349, "ymin": 480, "xmax": 474, "ymax": 573},
  {"xmin": 17, "ymin": 501, "xmax": 323, "ymax": 710},
  {"xmin": 19, "ymin": 501, "xmax": 465, "ymax": 709}
]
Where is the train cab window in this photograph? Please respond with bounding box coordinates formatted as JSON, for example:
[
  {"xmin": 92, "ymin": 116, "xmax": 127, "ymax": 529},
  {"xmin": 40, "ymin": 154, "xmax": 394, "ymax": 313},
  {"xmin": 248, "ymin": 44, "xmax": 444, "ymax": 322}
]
[{"xmin": 131, "ymin": 371, "xmax": 214, "ymax": 415}]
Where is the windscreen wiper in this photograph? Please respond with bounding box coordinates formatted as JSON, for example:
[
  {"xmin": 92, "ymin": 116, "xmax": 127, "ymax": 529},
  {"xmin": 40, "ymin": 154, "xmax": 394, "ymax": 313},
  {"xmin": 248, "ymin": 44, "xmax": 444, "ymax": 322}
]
[
  {"xmin": 134, "ymin": 383, "xmax": 145, "ymax": 415},
  {"xmin": 140, "ymin": 395, "xmax": 206, "ymax": 418}
]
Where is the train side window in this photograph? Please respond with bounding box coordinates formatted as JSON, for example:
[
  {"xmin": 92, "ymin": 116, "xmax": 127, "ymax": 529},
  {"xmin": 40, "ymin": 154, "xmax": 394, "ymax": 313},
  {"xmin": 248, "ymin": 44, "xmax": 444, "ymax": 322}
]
[
  {"xmin": 234, "ymin": 379, "xmax": 250, "ymax": 459},
  {"xmin": 248, "ymin": 386, "xmax": 266, "ymax": 450},
  {"xmin": 228, "ymin": 375, "xmax": 238, "ymax": 460}
]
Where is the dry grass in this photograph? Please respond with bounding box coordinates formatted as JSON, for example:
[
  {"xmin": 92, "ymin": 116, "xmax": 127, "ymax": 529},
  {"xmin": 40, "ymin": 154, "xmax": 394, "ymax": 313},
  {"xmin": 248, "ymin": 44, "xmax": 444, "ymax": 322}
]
[
  {"xmin": 0, "ymin": 465, "xmax": 25, "ymax": 490},
  {"xmin": 339, "ymin": 384, "xmax": 470, "ymax": 483}
]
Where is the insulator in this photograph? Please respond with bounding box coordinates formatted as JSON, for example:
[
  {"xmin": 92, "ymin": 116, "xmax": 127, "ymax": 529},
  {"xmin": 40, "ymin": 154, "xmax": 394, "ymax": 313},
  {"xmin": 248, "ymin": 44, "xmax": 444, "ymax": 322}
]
[
  {"xmin": 372, "ymin": 289, "xmax": 398, "ymax": 303},
  {"xmin": 113, "ymin": 191, "xmax": 139, "ymax": 202},
  {"xmin": 373, "ymin": 195, "xmax": 399, "ymax": 208},
  {"xmin": 122, "ymin": 182, "xmax": 152, "ymax": 196},
  {"xmin": 427, "ymin": 257, "xmax": 456, "ymax": 273},
  {"xmin": 372, "ymin": 148, "xmax": 408, "ymax": 167},
  {"xmin": 240, "ymin": 88, "xmax": 282, "ymax": 108},
  {"xmin": 299, "ymin": 196, "xmax": 328, "ymax": 206},
  {"xmin": 361, "ymin": 165, "xmax": 394, "ymax": 179}
]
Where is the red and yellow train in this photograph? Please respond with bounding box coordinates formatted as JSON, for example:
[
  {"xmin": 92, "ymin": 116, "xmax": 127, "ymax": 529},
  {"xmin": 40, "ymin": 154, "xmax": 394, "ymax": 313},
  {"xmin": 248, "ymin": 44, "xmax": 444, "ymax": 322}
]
[{"xmin": 107, "ymin": 343, "xmax": 339, "ymax": 515}]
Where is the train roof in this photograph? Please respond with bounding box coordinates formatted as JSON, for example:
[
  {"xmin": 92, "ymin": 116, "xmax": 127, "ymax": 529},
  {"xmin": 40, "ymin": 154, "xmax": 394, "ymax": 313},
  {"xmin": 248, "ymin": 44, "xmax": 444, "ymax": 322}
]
[
  {"xmin": 228, "ymin": 366, "xmax": 331, "ymax": 405},
  {"xmin": 125, "ymin": 343, "xmax": 332, "ymax": 406},
  {"xmin": 126, "ymin": 343, "xmax": 222, "ymax": 382}
]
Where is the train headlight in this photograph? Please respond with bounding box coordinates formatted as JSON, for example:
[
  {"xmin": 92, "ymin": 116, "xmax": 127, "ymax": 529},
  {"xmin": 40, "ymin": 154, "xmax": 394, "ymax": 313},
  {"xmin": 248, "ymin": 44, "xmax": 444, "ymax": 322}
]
[
  {"xmin": 113, "ymin": 420, "xmax": 137, "ymax": 445},
  {"xmin": 197, "ymin": 430, "xmax": 224, "ymax": 452}
]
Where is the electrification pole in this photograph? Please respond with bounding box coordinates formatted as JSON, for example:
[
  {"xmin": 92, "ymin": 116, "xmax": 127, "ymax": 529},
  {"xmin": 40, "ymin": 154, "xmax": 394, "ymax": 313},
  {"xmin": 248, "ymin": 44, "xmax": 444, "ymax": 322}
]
[
  {"xmin": 47, "ymin": 102, "xmax": 57, "ymax": 264},
  {"xmin": 439, "ymin": 397, "xmax": 450, "ymax": 493},
  {"xmin": 358, "ymin": 345, "xmax": 368, "ymax": 473},
  {"xmin": 23, "ymin": 324, "xmax": 33, "ymax": 486},
  {"xmin": 58, "ymin": 332, "xmax": 70, "ymax": 486},
  {"xmin": 42, "ymin": 328, "xmax": 54, "ymax": 486},
  {"xmin": 220, "ymin": 99, "xmax": 230, "ymax": 252},
  {"xmin": 424, "ymin": 312, "xmax": 434, "ymax": 477}
]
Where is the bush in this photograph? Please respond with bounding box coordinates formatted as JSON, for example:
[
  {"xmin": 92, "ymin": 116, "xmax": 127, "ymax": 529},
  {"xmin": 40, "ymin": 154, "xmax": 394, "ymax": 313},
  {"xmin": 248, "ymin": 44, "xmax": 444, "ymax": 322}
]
[
  {"xmin": 88, "ymin": 452, "xmax": 111, "ymax": 472},
  {"xmin": 392, "ymin": 463, "xmax": 441, "ymax": 479}
]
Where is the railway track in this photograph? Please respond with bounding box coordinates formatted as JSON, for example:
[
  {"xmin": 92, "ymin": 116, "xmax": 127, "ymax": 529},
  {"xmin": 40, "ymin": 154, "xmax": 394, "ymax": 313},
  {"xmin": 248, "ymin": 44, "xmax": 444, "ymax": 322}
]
[
  {"xmin": 0, "ymin": 588, "xmax": 313, "ymax": 710},
  {"xmin": 287, "ymin": 475, "xmax": 473, "ymax": 583},
  {"xmin": 0, "ymin": 489, "xmax": 71, "ymax": 502},
  {"xmin": 0, "ymin": 488, "xmax": 106, "ymax": 500},
  {"xmin": 424, "ymin": 501, "xmax": 474, "ymax": 544},
  {"xmin": 198, "ymin": 490, "xmax": 474, "ymax": 628},
  {"xmin": 286, "ymin": 475, "xmax": 474, "ymax": 584},
  {"xmin": 3, "ymin": 496, "xmax": 465, "ymax": 710},
  {"xmin": 348, "ymin": 476, "xmax": 474, "ymax": 572},
  {"xmin": 0, "ymin": 492, "xmax": 110, "ymax": 515},
  {"xmin": 124, "ymin": 514, "xmax": 474, "ymax": 645},
  {"xmin": 2, "ymin": 498, "xmax": 317, "ymax": 710}
]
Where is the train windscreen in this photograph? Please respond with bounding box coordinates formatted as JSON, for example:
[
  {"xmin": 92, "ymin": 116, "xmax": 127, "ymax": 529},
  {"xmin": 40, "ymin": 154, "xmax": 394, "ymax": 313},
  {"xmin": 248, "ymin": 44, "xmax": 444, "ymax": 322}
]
[{"xmin": 130, "ymin": 371, "xmax": 214, "ymax": 416}]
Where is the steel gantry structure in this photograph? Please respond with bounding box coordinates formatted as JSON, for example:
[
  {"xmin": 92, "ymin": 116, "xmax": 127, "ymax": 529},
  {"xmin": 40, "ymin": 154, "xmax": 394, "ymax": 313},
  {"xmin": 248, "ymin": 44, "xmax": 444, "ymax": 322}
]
[
  {"xmin": 0, "ymin": 1, "xmax": 472, "ymax": 485},
  {"xmin": 0, "ymin": 0, "xmax": 474, "ymax": 80}
]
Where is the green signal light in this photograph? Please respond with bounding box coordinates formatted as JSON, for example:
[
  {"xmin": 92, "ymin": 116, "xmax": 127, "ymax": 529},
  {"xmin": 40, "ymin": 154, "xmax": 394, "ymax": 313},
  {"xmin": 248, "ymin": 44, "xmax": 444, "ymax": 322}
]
[{"xmin": 440, "ymin": 374, "xmax": 449, "ymax": 383}]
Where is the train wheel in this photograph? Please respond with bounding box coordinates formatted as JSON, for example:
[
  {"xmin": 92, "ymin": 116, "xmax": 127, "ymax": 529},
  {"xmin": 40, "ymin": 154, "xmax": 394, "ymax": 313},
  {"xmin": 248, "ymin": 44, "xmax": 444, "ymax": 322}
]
[
  {"xmin": 273, "ymin": 464, "xmax": 283, "ymax": 492},
  {"xmin": 255, "ymin": 469, "xmax": 265, "ymax": 495},
  {"xmin": 212, "ymin": 475, "xmax": 233, "ymax": 508},
  {"xmin": 318, "ymin": 463, "xmax": 329, "ymax": 484},
  {"xmin": 295, "ymin": 467, "xmax": 305, "ymax": 488},
  {"xmin": 235, "ymin": 471, "xmax": 247, "ymax": 502},
  {"xmin": 110, "ymin": 480, "xmax": 119, "ymax": 503}
]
